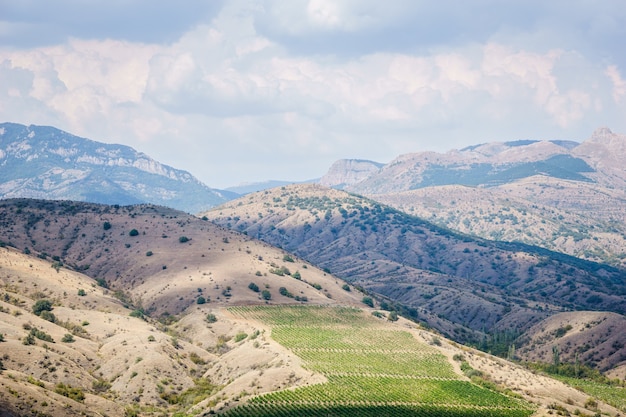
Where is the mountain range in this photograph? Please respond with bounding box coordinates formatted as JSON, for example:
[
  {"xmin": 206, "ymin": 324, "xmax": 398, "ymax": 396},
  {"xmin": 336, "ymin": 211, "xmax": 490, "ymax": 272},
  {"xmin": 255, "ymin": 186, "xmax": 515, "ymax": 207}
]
[
  {"xmin": 0, "ymin": 123, "xmax": 234, "ymax": 213},
  {"xmin": 320, "ymin": 128, "xmax": 626, "ymax": 267}
]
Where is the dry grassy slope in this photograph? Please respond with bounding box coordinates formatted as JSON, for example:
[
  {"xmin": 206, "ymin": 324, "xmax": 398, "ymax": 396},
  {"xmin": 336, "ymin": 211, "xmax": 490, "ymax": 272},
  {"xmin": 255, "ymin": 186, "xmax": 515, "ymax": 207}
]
[
  {"xmin": 517, "ymin": 311, "xmax": 626, "ymax": 374},
  {"xmin": 203, "ymin": 184, "xmax": 626, "ymax": 343},
  {"xmin": 0, "ymin": 247, "xmax": 334, "ymax": 416},
  {"xmin": 0, "ymin": 247, "xmax": 624, "ymax": 417},
  {"xmin": 0, "ymin": 199, "xmax": 362, "ymax": 317},
  {"xmin": 374, "ymin": 179, "xmax": 626, "ymax": 268}
]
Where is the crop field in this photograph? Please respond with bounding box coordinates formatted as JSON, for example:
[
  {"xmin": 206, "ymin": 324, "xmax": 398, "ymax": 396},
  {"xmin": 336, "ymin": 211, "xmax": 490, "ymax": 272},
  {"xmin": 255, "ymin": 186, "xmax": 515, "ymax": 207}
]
[{"xmin": 222, "ymin": 306, "xmax": 534, "ymax": 417}]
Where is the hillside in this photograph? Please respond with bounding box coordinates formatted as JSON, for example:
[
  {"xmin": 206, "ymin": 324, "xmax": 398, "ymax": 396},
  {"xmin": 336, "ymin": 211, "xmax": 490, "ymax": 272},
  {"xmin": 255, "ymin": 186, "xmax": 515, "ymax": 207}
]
[
  {"xmin": 0, "ymin": 199, "xmax": 625, "ymax": 416},
  {"xmin": 203, "ymin": 184, "xmax": 626, "ymax": 347},
  {"xmin": 517, "ymin": 311, "xmax": 626, "ymax": 374},
  {"xmin": 374, "ymin": 181, "xmax": 626, "ymax": 267},
  {"xmin": 319, "ymin": 128, "xmax": 626, "ymax": 267},
  {"xmin": 0, "ymin": 251, "xmax": 621, "ymax": 417},
  {"xmin": 0, "ymin": 123, "xmax": 234, "ymax": 213},
  {"xmin": 0, "ymin": 199, "xmax": 360, "ymax": 317}
]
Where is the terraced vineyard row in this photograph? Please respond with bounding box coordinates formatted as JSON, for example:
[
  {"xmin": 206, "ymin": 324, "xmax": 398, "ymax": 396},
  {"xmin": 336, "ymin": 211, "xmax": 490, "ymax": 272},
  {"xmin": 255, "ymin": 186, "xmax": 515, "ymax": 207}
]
[{"xmin": 223, "ymin": 306, "xmax": 534, "ymax": 416}]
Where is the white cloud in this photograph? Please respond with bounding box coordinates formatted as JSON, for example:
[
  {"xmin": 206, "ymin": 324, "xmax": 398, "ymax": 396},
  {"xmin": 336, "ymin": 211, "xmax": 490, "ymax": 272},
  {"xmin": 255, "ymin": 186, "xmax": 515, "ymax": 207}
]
[
  {"xmin": 606, "ymin": 65, "xmax": 626, "ymax": 103},
  {"xmin": 1, "ymin": 1, "xmax": 625, "ymax": 187}
]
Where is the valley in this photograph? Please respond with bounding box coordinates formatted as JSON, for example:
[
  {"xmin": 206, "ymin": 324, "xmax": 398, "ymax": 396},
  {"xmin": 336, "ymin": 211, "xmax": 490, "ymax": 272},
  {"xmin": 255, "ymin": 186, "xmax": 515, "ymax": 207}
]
[
  {"xmin": 0, "ymin": 125, "xmax": 625, "ymax": 416},
  {"xmin": 0, "ymin": 197, "xmax": 624, "ymax": 416}
]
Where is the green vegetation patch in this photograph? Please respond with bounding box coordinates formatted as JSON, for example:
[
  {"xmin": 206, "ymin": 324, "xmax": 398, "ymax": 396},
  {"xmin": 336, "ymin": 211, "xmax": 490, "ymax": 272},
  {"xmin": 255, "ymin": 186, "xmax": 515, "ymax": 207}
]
[{"xmin": 225, "ymin": 306, "xmax": 533, "ymax": 417}]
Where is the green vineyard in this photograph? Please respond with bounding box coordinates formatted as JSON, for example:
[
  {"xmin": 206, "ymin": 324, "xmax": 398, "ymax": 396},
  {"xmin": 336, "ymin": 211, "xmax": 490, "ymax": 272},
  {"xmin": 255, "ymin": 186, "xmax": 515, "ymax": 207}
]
[{"xmin": 220, "ymin": 306, "xmax": 534, "ymax": 416}]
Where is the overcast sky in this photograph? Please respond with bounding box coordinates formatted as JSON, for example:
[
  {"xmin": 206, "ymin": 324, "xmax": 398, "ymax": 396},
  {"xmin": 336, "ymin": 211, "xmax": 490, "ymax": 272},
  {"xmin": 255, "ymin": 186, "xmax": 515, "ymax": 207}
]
[{"xmin": 1, "ymin": 1, "xmax": 625, "ymax": 188}]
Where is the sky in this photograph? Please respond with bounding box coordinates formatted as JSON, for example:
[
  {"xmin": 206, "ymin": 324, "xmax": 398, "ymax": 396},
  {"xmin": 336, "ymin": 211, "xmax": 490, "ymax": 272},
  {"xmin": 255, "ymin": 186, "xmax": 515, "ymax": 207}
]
[{"xmin": 1, "ymin": 1, "xmax": 625, "ymax": 189}]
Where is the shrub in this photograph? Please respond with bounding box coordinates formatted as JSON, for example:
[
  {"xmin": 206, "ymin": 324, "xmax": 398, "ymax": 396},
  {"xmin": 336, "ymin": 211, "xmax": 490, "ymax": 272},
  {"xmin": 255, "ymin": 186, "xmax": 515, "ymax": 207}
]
[
  {"xmin": 23, "ymin": 333, "xmax": 36, "ymax": 345},
  {"xmin": 129, "ymin": 309, "xmax": 145, "ymax": 319},
  {"xmin": 179, "ymin": 236, "xmax": 190, "ymax": 243},
  {"xmin": 32, "ymin": 299, "xmax": 53, "ymax": 316},
  {"xmin": 261, "ymin": 290, "xmax": 271, "ymax": 300},
  {"xmin": 30, "ymin": 328, "xmax": 54, "ymax": 342},
  {"xmin": 189, "ymin": 352, "xmax": 206, "ymax": 365},
  {"xmin": 129, "ymin": 229, "xmax": 139, "ymax": 236},
  {"xmin": 55, "ymin": 383, "xmax": 85, "ymax": 402},
  {"xmin": 196, "ymin": 296, "xmax": 206, "ymax": 305},
  {"xmin": 61, "ymin": 333, "xmax": 75, "ymax": 343},
  {"xmin": 146, "ymin": 251, "xmax": 153, "ymax": 257},
  {"xmin": 279, "ymin": 287, "xmax": 294, "ymax": 298},
  {"xmin": 77, "ymin": 289, "xmax": 86, "ymax": 296},
  {"xmin": 234, "ymin": 332, "xmax": 248, "ymax": 343},
  {"xmin": 387, "ymin": 311, "xmax": 398, "ymax": 321},
  {"xmin": 103, "ymin": 221, "xmax": 112, "ymax": 230},
  {"xmin": 248, "ymin": 282, "xmax": 260, "ymax": 292},
  {"xmin": 0, "ymin": 333, "xmax": 4, "ymax": 342},
  {"xmin": 147, "ymin": 335, "xmax": 156, "ymax": 342},
  {"xmin": 342, "ymin": 284, "xmax": 351, "ymax": 291},
  {"xmin": 92, "ymin": 378, "xmax": 111, "ymax": 393},
  {"xmin": 39, "ymin": 310, "xmax": 56, "ymax": 323},
  {"xmin": 171, "ymin": 337, "xmax": 180, "ymax": 349},
  {"xmin": 283, "ymin": 254, "xmax": 294, "ymax": 262},
  {"xmin": 206, "ymin": 313, "xmax": 217, "ymax": 323},
  {"xmin": 362, "ymin": 296, "xmax": 374, "ymax": 308},
  {"xmin": 292, "ymin": 271, "xmax": 301, "ymax": 280}
]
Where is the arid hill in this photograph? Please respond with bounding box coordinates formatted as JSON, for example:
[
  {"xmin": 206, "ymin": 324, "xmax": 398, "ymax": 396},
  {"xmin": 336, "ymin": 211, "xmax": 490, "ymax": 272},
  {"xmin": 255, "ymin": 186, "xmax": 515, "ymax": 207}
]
[
  {"xmin": 203, "ymin": 184, "xmax": 626, "ymax": 348},
  {"xmin": 0, "ymin": 198, "xmax": 360, "ymax": 317},
  {"xmin": 0, "ymin": 198, "xmax": 625, "ymax": 416},
  {"xmin": 374, "ymin": 180, "xmax": 626, "ymax": 267},
  {"xmin": 516, "ymin": 311, "xmax": 626, "ymax": 375},
  {"xmin": 0, "ymin": 248, "xmax": 623, "ymax": 417}
]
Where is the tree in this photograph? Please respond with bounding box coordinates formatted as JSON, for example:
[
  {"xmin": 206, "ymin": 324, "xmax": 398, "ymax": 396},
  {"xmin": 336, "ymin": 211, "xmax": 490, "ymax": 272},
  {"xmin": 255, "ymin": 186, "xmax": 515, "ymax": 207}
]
[
  {"xmin": 32, "ymin": 299, "xmax": 53, "ymax": 316},
  {"xmin": 248, "ymin": 282, "xmax": 260, "ymax": 292},
  {"xmin": 196, "ymin": 296, "xmax": 206, "ymax": 305},
  {"xmin": 178, "ymin": 236, "xmax": 190, "ymax": 243},
  {"xmin": 261, "ymin": 290, "xmax": 271, "ymax": 300},
  {"xmin": 129, "ymin": 229, "xmax": 139, "ymax": 236},
  {"xmin": 387, "ymin": 311, "xmax": 398, "ymax": 322},
  {"xmin": 552, "ymin": 345, "xmax": 560, "ymax": 368},
  {"xmin": 362, "ymin": 296, "xmax": 374, "ymax": 308},
  {"xmin": 77, "ymin": 289, "xmax": 86, "ymax": 296},
  {"xmin": 103, "ymin": 221, "xmax": 112, "ymax": 230}
]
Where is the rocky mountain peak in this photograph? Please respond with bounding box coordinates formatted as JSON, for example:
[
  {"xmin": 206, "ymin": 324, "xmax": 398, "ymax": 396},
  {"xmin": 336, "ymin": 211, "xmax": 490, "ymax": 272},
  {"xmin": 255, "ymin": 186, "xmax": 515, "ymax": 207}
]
[
  {"xmin": 319, "ymin": 158, "xmax": 384, "ymax": 189},
  {"xmin": 0, "ymin": 122, "xmax": 231, "ymax": 212}
]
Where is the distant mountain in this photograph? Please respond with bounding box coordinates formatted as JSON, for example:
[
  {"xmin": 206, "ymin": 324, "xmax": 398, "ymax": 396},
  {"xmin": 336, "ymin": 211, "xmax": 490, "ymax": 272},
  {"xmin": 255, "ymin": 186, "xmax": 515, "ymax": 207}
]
[
  {"xmin": 319, "ymin": 128, "xmax": 626, "ymax": 267},
  {"xmin": 319, "ymin": 159, "xmax": 384, "ymax": 189},
  {"xmin": 0, "ymin": 122, "xmax": 233, "ymax": 213},
  {"xmin": 225, "ymin": 179, "xmax": 317, "ymax": 195}
]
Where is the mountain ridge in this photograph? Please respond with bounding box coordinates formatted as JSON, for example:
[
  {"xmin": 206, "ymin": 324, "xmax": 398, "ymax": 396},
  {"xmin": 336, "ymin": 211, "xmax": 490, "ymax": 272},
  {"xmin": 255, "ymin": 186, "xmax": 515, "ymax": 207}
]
[{"xmin": 0, "ymin": 122, "xmax": 234, "ymax": 213}]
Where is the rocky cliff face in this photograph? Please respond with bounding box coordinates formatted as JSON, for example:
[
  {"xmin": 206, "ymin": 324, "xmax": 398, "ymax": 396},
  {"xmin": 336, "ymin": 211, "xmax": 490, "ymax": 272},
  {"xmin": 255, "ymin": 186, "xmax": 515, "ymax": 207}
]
[
  {"xmin": 0, "ymin": 122, "xmax": 233, "ymax": 212},
  {"xmin": 319, "ymin": 159, "xmax": 384, "ymax": 189}
]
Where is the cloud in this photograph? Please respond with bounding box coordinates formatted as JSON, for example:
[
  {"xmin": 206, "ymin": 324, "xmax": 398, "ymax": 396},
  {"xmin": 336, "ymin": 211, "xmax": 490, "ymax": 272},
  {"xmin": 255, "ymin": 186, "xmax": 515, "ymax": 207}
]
[
  {"xmin": 606, "ymin": 65, "xmax": 626, "ymax": 103},
  {"xmin": 1, "ymin": 1, "xmax": 625, "ymax": 187}
]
